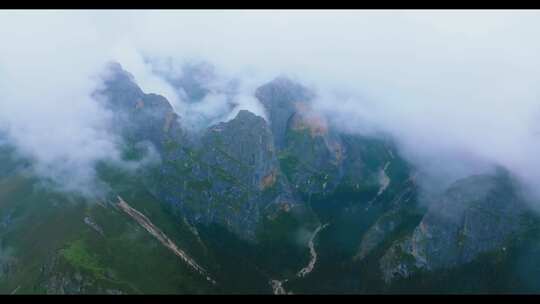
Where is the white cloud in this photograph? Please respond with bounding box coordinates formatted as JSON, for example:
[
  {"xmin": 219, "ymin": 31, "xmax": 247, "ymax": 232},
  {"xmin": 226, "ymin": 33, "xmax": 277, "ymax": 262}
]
[{"xmin": 2, "ymin": 10, "xmax": 540, "ymax": 199}]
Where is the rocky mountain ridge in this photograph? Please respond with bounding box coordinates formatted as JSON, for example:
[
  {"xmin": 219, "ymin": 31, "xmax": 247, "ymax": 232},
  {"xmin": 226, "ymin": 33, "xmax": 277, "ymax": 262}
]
[{"xmin": 0, "ymin": 62, "xmax": 538, "ymax": 293}]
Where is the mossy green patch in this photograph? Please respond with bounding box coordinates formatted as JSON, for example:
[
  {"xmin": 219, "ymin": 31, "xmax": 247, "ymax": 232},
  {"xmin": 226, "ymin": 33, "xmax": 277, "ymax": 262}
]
[{"xmin": 61, "ymin": 240, "xmax": 106, "ymax": 279}]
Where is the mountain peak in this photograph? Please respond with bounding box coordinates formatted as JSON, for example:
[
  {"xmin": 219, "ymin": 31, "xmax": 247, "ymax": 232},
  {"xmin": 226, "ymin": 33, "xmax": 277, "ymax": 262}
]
[
  {"xmin": 255, "ymin": 76, "xmax": 313, "ymax": 106},
  {"xmin": 255, "ymin": 77, "xmax": 314, "ymax": 149},
  {"xmin": 235, "ymin": 109, "xmax": 263, "ymax": 121}
]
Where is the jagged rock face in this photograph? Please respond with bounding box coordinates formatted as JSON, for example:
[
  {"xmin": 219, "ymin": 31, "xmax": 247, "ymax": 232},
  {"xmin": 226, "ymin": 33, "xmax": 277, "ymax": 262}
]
[
  {"xmin": 258, "ymin": 77, "xmax": 403, "ymax": 198},
  {"xmin": 154, "ymin": 110, "xmax": 301, "ymax": 240},
  {"xmin": 98, "ymin": 69, "xmax": 411, "ymax": 243},
  {"xmin": 201, "ymin": 110, "xmax": 277, "ymax": 189},
  {"xmin": 281, "ymin": 137, "xmax": 340, "ymax": 195},
  {"xmin": 339, "ymin": 135, "xmax": 394, "ymax": 188},
  {"xmin": 355, "ymin": 194, "xmax": 414, "ymax": 262},
  {"xmin": 281, "ymin": 109, "xmax": 344, "ymax": 195},
  {"xmin": 99, "ymin": 64, "xmax": 307, "ymax": 241},
  {"xmin": 257, "ymin": 77, "xmax": 413, "ymax": 199},
  {"xmin": 99, "ymin": 63, "xmax": 186, "ymax": 153},
  {"xmin": 380, "ymin": 171, "xmax": 529, "ymax": 283},
  {"xmin": 255, "ymin": 77, "xmax": 314, "ymax": 149},
  {"xmin": 99, "ymin": 63, "xmax": 146, "ymax": 111},
  {"xmin": 352, "ymin": 153, "xmax": 419, "ymax": 264},
  {"xmin": 97, "ymin": 68, "xmax": 418, "ymax": 247}
]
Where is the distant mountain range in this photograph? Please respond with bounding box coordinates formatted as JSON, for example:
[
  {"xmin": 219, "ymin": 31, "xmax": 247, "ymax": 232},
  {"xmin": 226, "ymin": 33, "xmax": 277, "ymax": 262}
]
[{"xmin": 0, "ymin": 63, "xmax": 539, "ymax": 294}]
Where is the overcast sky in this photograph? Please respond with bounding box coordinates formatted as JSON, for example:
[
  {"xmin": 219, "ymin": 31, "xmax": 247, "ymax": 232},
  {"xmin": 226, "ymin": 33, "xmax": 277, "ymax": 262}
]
[{"xmin": 1, "ymin": 10, "xmax": 540, "ymax": 199}]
